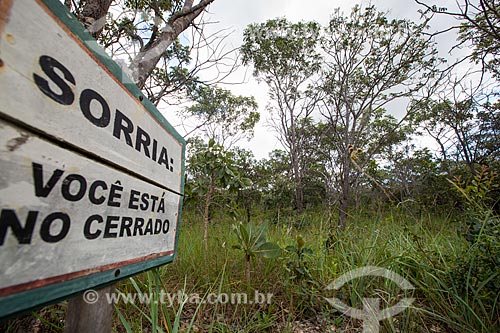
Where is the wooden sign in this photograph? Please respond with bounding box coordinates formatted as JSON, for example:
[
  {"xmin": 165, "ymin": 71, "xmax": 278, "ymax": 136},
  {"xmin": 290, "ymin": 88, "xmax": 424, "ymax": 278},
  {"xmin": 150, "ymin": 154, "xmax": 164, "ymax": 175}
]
[{"xmin": 0, "ymin": 0, "xmax": 185, "ymax": 318}]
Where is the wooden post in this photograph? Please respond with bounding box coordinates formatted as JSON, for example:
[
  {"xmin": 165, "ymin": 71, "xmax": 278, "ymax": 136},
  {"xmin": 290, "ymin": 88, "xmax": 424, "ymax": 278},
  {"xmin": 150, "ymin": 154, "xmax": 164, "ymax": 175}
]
[{"xmin": 64, "ymin": 285, "xmax": 115, "ymax": 333}]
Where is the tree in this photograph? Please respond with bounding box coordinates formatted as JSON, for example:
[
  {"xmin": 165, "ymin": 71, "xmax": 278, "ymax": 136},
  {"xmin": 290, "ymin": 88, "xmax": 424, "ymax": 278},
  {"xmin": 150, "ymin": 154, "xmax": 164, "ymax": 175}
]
[
  {"xmin": 416, "ymin": 0, "xmax": 500, "ymax": 78},
  {"xmin": 67, "ymin": 0, "xmax": 238, "ymax": 103},
  {"xmin": 384, "ymin": 145, "xmax": 452, "ymax": 209},
  {"xmin": 413, "ymin": 79, "xmax": 500, "ymax": 175},
  {"xmin": 232, "ymin": 222, "xmax": 280, "ymax": 283},
  {"xmin": 71, "ymin": 0, "xmax": 215, "ymax": 86},
  {"xmin": 475, "ymin": 98, "xmax": 500, "ymax": 162},
  {"xmin": 186, "ymin": 138, "xmax": 249, "ymax": 250},
  {"xmin": 319, "ymin": 5, "xmax": 440, "ymax": 229},
  {"xmin": 258, "ymin": 150, "xmax": 295, "ymax": 218},
  {"xmin": 230, "ymin": 147, "xmax": 260, "ymax": 223},
  {"xmin": 241, "ymin": 18, "xmax": 321, "ymax": 214},
  {"xmin": 183, "ymin": 86, "xmax": 259, "ymax": 147}
]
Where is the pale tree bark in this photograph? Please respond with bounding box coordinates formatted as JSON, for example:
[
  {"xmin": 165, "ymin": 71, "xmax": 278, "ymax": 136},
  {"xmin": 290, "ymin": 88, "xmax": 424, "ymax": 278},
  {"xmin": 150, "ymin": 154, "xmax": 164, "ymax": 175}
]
[
  {"xmin": 338, "ymin": 156, "xmax": 351, "ymax": 230},
  {"xmin": 128, "ymin": 0, "xmax": 215, "ymax": 88},
  {"xmin": 76, "ymin": 0, "xmax": 215, "ymax": 88},
  {"xmin": 337, "ymin": 112, "xmax": 352, "ymax": 230},
  {"xmin": 288, "ymin": 110, "xmax": 305, "ymax": 214}
]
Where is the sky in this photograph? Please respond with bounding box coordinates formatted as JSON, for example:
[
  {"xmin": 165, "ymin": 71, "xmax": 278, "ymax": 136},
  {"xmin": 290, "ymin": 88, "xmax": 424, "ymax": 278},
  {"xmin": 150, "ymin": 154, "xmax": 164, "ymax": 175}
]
[{"xmin": 161, "ymin": 0, "xmax": 466, "ymax": 160}]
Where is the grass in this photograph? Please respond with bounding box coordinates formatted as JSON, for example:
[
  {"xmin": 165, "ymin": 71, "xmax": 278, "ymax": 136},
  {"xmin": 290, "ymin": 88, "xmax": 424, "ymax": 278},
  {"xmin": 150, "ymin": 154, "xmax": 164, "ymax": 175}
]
[
  {"xmin": 2, "ymin": 207, "xmax": 498, "ymax": 332},
  {"xmin": 110, "ymin": 207, "xmax": 498, "ymax": 332}
]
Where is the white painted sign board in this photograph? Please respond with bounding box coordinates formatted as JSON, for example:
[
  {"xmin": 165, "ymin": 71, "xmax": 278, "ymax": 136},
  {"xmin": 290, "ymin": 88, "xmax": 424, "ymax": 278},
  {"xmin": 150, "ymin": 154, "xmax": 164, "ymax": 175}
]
[
  {"xmin": 0, "ymin": 0, "xmax": 183, "ymax": 193},
  {"xmin": 0, "ymin": 0, "xmax": 185, "ymax": 318}
]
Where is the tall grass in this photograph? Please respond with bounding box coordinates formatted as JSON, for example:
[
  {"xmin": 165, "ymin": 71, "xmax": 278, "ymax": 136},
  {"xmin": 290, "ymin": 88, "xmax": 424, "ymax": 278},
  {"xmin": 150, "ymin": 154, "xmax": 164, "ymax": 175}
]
[
  {"xmin": 110, "ymin": 208, "xmax": 498, "ymax": 332},
  {"xmin": 4, "ymin": 208, "xmax": 495, "ymax": 332}
]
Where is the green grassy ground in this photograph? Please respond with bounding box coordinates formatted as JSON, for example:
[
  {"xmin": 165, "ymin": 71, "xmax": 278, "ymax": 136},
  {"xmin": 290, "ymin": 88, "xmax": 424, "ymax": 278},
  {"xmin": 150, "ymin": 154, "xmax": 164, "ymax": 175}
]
[
  {"xmin": 2, "ymin": 208, "xmax": 498, "ymax": 332},
  {"xmin": 112, "ymin": 208, "xmax": 498, "ymax": 332}
]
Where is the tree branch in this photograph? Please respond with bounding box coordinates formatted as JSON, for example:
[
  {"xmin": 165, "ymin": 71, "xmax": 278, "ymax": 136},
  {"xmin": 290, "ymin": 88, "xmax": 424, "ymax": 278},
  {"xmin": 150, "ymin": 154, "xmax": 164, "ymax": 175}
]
[{"xmin": 128, "ymin": 0, "xmax": 215, "ymax": 88}]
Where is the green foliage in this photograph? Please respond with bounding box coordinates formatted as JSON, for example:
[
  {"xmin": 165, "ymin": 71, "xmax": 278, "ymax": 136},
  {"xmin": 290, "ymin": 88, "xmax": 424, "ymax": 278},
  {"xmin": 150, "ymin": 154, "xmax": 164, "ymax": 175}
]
[
  {"xmin": 11, "ymin": 209, "xmax": 500, "ymax": 332},
  {"xmin": 321, "ymin": 5, "xmax": 439, "ymax": 104},
  {"xmin": 283, "ymin": 235, "xmax": 314, "ymax": 281},
  {"xmin": 11, "ymin": 2, "xmax": 500, "ymax": 332},
  {"xmin": 185, "ymin": 86, "xmax": 259, "ymax": 146},
  {"xmin": 279, "ymin": 233, "xmax": 327, "ymax": 317},
  {"xmin": 232, "ymin": 222, "xmax": 281, "ymax": 282},
  {"xmin": 186, "ymin": 138, "xmax": 250, "ymax": 203},
  {"xmin": 383, "ymin": 146, "xmax": 455, "ymax": 209},
  {"xmin": 242, "ymin": 18, "xmax": 321, "ymax": 81},
  {"xmin": 448, "ymin": 166, "xmax": 500, "ymax": 317},
  {"xmin": 76, "ymin": 0, "xmax": 200, "ymax": 100},
  {"xmin": 185, "ymin": 138, "xmax": 252, "ymax": 250},
  {"xmin": 232, "ymin": 222, "xmax": 281, "ymax": 260},
  {"xmin": 411, "ymin": 96, "xmax": 498, "ymax": 174},
  {"xmin": 116, "ymin": 269, "xmax": 219, "ymax": 333},
  {"xmin": 123, "ymin": 0, "xmax": 182, "ymax": 12},
  {"xmin": 457, "ymin": 0, "xmax": 500, "ymax": 79},
  {"xmin": 451, "ymin": 165, "xmax": 499, "ymax": 212},
  {"xmin": 258, "ymin": 149, "xmax": 294, "ymax": 211},
  {"xmin": 318, "ymin": 4, "xmax": 440, "ymax": 227},
  {"xmin": 475, "ymin": 101, "xmax": 500, "ymax": 163},
  {"xmin": 242, "ymin": 18, "xmax": 322, "ymax": 214}
]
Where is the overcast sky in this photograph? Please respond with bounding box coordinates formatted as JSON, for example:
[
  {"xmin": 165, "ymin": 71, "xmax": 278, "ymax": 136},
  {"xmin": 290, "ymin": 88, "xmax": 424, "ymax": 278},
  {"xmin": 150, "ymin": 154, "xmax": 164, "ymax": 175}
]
[{"xmin": 163, "ymin": 0, "xmax": 465, "ymax": 160}]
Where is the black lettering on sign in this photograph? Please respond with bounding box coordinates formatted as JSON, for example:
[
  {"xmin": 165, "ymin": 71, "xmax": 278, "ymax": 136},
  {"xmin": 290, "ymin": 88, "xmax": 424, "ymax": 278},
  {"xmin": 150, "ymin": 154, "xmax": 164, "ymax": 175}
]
[
  {"xmin": 0, "ymin": 209, "xmax": 38, "ymax": 245},
  {"xmin": 113, "ymin": 109, "xmax": 133, "ymax": 147},
  {"xmin": 128, "ymin": 189, "xmax": 140, "ymax": 209},
  {"xmin": 154, "ymin": 219, "xmax": 163, "ymax": 233},
  {"xmin": 40, "ymin": 212, "xmax": 70, "ymax": 243},
  {"xmin": 33, "ymin": 55, "xmax": 76, "ymax": 105},
  {"xmin": 150, "ymin": 195, "xmax": 159, "ymax": 211},
  {"xmin": 120, "ymin": 216, "xmax": 133, "ymax": 237},
  {"xmin": 89, "ymin": 180, "xmax": 107, "ymax": 205},
  {"xmin": 104, "ymin": 215, "xmax": 119, "ymax": 238},
  {"xmin": 108, "ymin": 182, "xmax": 123, "ymax": 207},
  {"xmin": 163, "ymin": 219, "xmax": 170, "ymax": 234},
  {"xmin": 32, "ymin": 55, "xmax": 177, "ymax": 173},
  {"xmin": 81, "ymin": 215, "xmax": 171, "ymax": 239},
  {"xmin": 144, "ymin": 218, "xmax": 153, "ymax": 235},
  {"xmin": 80, "ymin": 89, "xmax": 111, "ymax": 128},
  {"xmin": 84, "ymin": 215, "xmax": 102, "ymax": 240},
  {"xmin": 134, "ymin": 217, "xmax": 144, "ymax": 236},
  {"xmin": 158, "ymin": 147, "xmax": 169, "ymax": 170},
  {"xmin": 61, "ymin": 174, "xmax": 87, "ymax": 202},
  {"xmin": 135, "ymin": 126, "xmax": 151, "ymax": 158},
  {"xmin": 32, "ymin": 162, "xmax": 63, "ymax": 197},
  {"xmin": 140, "ymin": 193, "xmax": 149, "ymax": 211},
  {"xmin": 152, "ymin": 139, "xmax": 158, "ymax": 162}
]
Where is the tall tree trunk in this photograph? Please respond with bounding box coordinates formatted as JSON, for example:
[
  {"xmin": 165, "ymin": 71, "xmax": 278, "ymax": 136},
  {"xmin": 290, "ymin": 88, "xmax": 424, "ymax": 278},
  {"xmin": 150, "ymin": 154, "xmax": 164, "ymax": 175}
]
[
  {"xmin": 203, "ymin": 169, "xmax": 216, "ymax": 251},
  {"xmin": 338, "ymin": 152, "xmax": 351, "ymax": 230},
  {"xmin": 338, "ymin": 189, "xmax": 350, "ymax": 230},
  {"xmin": 295, "ymin": 176, "xmax": 304, "ymax": 215},
  {"xmin": 290, "ymin": 143, "xmax": 304, "ymax": 214}
]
